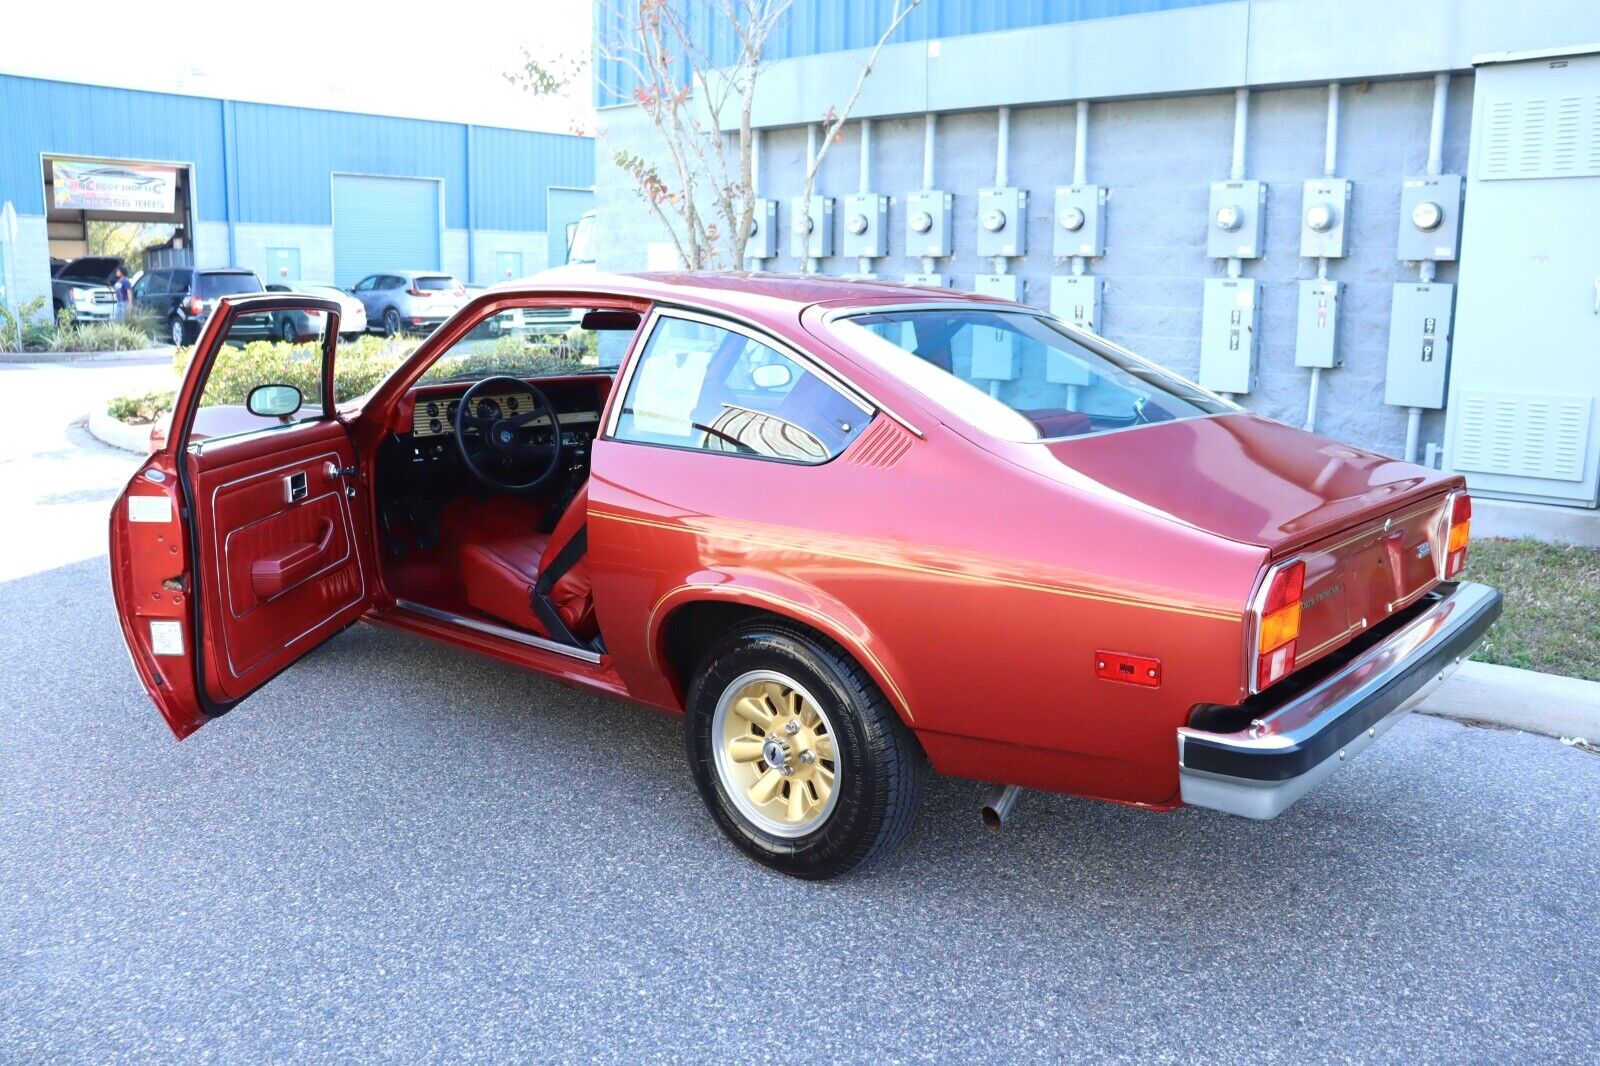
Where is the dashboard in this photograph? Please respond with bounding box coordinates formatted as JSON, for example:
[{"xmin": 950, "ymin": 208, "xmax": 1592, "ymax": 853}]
[{"xmin": 394, "ymin": 378, "xmax": 609, "ymax": 468}]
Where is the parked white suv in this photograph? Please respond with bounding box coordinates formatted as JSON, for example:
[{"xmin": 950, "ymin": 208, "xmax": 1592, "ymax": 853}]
[{"xmin": 348, "ymin": 271, "xmax": 466, "ymax": 335}]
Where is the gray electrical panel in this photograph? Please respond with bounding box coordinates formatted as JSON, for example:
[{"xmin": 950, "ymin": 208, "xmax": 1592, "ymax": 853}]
[
  {"xmin": 789, "ymin": 195, "xmax": 834, "ymax": 259},
  {"xmin": 1295, "ymin": 279, "xmax": 1343, "ymax": 368},
  {"xmin": 903, "ymin": 273, "xmax": 948, "ymax": 287},
  {"xmin": 1397, "ymin": 174, "xmax": 1463, "ymax": 261},
  {"xmin": 1300, "ymin": 178, "xmax": 1352, "ymax": 259},
  {"xmin": 904, "ymin": 190, "xmax": 952, "ymax": 259},
  {"xmin": 840, "ymin": 193, "xmax": 889, "ymax": 259},
  {"xmin": 972, "ymin": 274, "xmax": 1023, "ymax": 383},
  {"xmin": 744, "ymin": 198, "xmax": 777, "ymax": 260},
  {"xmin": 976, "ymin": 187, "xmax": 1027, "ymax": 258},
  {"xmin": 1207, "ymin": 180, "xmax": 1266, "ymax": 259},
  {"xmin": 1049, "ymin": 274, "xmax": 1104, "ymax": 333},
  {"xmin": 1385, "ymin": 282, "xmax": 1454, "ymax": 409},
  {"xmin": 1052, "ymin": 185, "xmax": 1106, "ymax": 258},
  {"xmin": 1199, "ymin": 277, "xmax": 1260, "ymax": 394}
]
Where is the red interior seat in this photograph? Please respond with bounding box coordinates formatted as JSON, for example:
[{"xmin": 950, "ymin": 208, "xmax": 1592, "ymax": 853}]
[{"xmin": 458, "ymin": 484, "xmax": 595, "ymax": 642}]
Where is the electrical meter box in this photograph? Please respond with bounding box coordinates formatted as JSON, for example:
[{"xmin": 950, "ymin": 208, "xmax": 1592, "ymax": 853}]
[
  {"xmin": 1052, "ymin": 185, "xmax": 1107, "ymax": 258},
  {"xmin": 904, "ymin": 190, "xmax": 953, "ymax": 259},
  {"xmin": 1398, "ymin": 174, "xmax": 1463, "ymax": 261},
  {"xmin": 976, "ymin": 187, "xmax": 1027, "ymax": 258},
  {"xmin": 789, "ymin": 195, "xmax": 834, "ymax": 259},
  {"xmin": 1384, "ymin": 282, "xmax": 1455, "ymax": 409},
  {"xmin": 1299, "ymin": 178, "xmax": 1352, "ymax": 259},
  {"xmin": 744, "ymin": 198, "xmax": 777, "ymax": 260},
  {"xmin": 971, "ymin": 274, "xmax": 1022, "ymax": 383},
  {"xmin": 840, "ymin": 193, "xmax": 889, "ymax": 259},
  {"xmin": 1199, "ymin": 277, "xmax": 1260, "ymax": 394},
  {"xmin": 1207, "ymin": 180, "xmax": 1267, "ymax": 259},
  {"xmin": 1049, "ymin": 274, "xmax": 1104, "ymax": 333},
  {"xmin": 903, "ymin": 273, "xmax": 948, "ymax": 287},
  {"xmin": 1295, "ymin": 279, "xmax": 1343, "ymax": 368}
]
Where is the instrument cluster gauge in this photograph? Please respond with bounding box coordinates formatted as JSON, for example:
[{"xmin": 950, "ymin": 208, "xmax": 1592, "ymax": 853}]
[
  {"xmin": 476, "ymin": 398, "xmax": 501, "ymax": 421},
  {"xmin": 426, "ymin": 401, "xmax": 440, "ymax": 418}
]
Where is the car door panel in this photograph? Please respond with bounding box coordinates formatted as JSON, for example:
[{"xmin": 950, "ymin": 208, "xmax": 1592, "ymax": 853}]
[{"xmin": 195, "ymin": 434, "xmax": 365, "ymax": 689}]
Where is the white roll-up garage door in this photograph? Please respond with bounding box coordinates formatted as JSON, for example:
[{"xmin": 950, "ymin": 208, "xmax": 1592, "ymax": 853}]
[{"xmin": 332, "ymin": 175, "xmax": 441, "ymax": 287}]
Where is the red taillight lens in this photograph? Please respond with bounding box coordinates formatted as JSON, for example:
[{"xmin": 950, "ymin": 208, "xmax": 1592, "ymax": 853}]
[
  {"xmin": 1445, "ymin": 493, "xmax": 1472, "ymax": 577},
  {"xmin": 188, "ymin": 296, "xmax": 204, "ymax": 315},
  {"xmin": 1254, "ymin": 560, "xmax": 1305, "ymax": 691}
]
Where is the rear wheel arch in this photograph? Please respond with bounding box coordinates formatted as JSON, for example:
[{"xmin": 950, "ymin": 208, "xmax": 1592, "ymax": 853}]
[{"xmin": 653, "ymin": 591, "xmax": 916, "ymax": 733}]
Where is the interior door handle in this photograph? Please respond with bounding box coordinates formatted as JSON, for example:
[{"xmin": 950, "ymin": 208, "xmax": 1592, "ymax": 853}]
[{"xmin": 250, "ymin": 518, "xmax": 336, "ymax": 599}]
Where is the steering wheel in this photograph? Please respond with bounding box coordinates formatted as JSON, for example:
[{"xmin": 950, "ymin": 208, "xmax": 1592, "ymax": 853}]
[{"xmin": 454, "ymin": 376, "xmax": 565, "ymax": 491}]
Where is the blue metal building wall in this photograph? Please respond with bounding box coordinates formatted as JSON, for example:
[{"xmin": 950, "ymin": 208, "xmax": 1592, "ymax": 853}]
[
  {"xmin": 595, "ymin": 0, "xmax": 1229, "ymax": 105},
  {"xmin": 0, "ymin": 73, "xmax": 594, "ymax": 229}
]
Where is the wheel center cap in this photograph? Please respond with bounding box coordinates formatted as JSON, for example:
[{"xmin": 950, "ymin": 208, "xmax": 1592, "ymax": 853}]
[{"xmin": 762, "ymin": 735, "xmax": 791, "ymax": 771}]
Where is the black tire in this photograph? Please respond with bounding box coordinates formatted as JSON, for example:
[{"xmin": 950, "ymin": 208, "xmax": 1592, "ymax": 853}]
[
  {"xmin": 383, "ymin": 307, "xmax": 402, "ymax": 335},
  {"xmin": 279, "ymin": 317, "xmax": 297, "ymax": 343},
  {"xmin": 684, "ymin": 622, "xmax": 925, "ymax": 879},
  {"xmin": 168, "ymin": 315, "xmax": 187, "ymax": 347}
]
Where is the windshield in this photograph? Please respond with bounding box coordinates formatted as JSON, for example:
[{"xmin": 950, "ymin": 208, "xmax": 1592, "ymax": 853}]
[
  {"xmin": 410, "ymin": 306, "xmax": 639, "ymax": 386},
  {"xmin": 835, "ymin": 308, "xmax": 1231, "ymax": 442},
  {"xmin": 198, "ymin": 272, "xmax": 263, "ymax": 298}
]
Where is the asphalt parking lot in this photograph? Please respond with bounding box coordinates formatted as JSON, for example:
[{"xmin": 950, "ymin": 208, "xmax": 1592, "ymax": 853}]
[{"xmin": 3, "ymin": 360, "xmax": 1599, "ymax": 1062}]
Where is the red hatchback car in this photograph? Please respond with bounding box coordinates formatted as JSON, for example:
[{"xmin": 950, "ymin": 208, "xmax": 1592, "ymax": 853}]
[{"xmin": 110, "ymin": 274, "xmax": 1500, "ymax": 878}]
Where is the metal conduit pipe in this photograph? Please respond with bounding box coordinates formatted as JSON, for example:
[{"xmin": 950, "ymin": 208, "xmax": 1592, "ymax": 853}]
[
  {"xmin": 804, "ymin": 123, "xmax": 819, "ymax": 274},
  {"xmin": 1072, "ymin": 100, "xmax": 1089, "ymax": 277},
  {"xmin": 993, "ymin": 107, "xmax": 1011, "ymax": 275},
  {"xmin": 1227, "ymin": 88, "xmax": 1248, "ymax": 280},
  {"xmin": 921, "ymin": 113, "xmax": 936, "ymax": 274},
  {"xmin": 748, "ymin": 129, "xmax": 763, "ymax": 272},
  {"xmin": 858, "ymin": 120, "xmax": 873, "ymax": 274},
  {"xmin": 1307, "ymin": 83, "xmax": 1340, "ymax": 433},
  {"xmin": 1405, "ymin": 72, "xmax": 1451, "ymax": 461}
]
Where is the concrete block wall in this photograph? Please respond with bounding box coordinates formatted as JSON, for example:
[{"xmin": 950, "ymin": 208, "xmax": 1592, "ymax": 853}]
[
  {"xmin": 233, "ymin": 223, "xmax": 335, "ymax": 285},
  {"xmin": 595, "ymin": 76, "xmax": 1473, "ymax": 459},
  {"xmin": 472, "ymin": 230, "xmax": 551, "ymax": 283},
  {"xmin": 3, "ymin": 215, "xmax": 53, "ymax": 310}
]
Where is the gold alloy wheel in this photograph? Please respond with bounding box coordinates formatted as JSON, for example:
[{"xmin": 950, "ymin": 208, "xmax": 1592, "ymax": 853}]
[{"xmin": 711, "ymin": 670, "xmax": 840, "ymax": 838}]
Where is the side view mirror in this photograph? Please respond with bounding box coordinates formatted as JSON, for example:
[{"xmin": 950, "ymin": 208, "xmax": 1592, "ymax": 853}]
[
  {"xmin": 750, "ymin": 362, "xmax": 794, "ymax": 390},
  {"xmin": 247, "ymin": 383, "xmax": 303, "ymax": 419}
]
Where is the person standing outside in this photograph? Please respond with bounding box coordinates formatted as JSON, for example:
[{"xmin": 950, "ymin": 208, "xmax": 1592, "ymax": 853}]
[{"xmin": 113, "ymin": 267, "xmax": 133, "ymax": 320}]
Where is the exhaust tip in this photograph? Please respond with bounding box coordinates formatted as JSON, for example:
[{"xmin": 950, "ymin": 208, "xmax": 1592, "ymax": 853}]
[{"xmin": 981, "ymin": 783, "xmax": 1020, "ymax": 832}]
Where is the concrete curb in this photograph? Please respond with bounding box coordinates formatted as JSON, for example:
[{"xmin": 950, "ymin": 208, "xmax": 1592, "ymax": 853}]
[
  {"xmin": 1420, "ymin": 660, "xmax": 1600, "ymax": 740},
  {"xmin": 86, "ymin": 408, "xmax": 154, "ymax": 454},
  {"xmin": 1, "ymin": 346, "xmax": 173, "ymax": 365}
]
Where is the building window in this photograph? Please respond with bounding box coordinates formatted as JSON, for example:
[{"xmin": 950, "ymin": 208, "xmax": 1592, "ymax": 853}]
[{"xmin": 266, "ymin": 247, "xmax": 301, "ymax": 283}]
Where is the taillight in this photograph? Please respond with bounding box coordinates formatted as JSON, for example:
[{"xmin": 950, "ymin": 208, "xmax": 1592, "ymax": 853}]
[
  {"xmin": 1253, "ymin": 560, "xmax": 1305, "ymax": 692},
  {"xmin": 188, "ymin": 296, "xmax": 204, "ymax": 315},
  {"xmin": 1444, "ymin": 492, "xmax": 1472, "ymax": 578}
]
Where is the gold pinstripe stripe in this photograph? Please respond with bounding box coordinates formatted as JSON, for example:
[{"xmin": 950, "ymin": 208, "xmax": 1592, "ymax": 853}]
[{"xmin": 593, "ymin": 508, "xmax": 1242, "ymax": 622}]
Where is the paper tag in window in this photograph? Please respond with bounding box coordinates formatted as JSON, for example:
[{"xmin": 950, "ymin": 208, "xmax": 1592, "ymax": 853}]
[
  {"xmin": 128, "ymin": 495, "xmax": 172, "ymax": 523},
  {"xmin": 149, "ymin": 620, "xmax": 184, "ymax": 657}
]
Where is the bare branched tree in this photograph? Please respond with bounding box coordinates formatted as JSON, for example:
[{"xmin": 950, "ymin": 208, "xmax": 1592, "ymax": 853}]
[{"xmin": 510, "ymin": 0, "xmax": 922, "ymax": 270}]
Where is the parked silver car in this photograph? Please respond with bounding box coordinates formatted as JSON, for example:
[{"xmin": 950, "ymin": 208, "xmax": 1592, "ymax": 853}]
[
  {"xmin": 265, "ymin": 284, "xmax": 368, "ymax": 340},
  {"xmin": 348, "ymin": 271, "xmax": 466, "ymax": 335}
]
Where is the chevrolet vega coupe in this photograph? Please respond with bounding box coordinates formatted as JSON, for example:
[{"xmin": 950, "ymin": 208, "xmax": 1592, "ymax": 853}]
[{"xmin": 110, "ymin": 274, "xmax": 1501, "ymax": 879}]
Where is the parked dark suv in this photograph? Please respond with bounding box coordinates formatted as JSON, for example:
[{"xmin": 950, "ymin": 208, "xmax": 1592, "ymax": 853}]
[{"xmin": 133, "ymin": 267, "xmax": 268, "ymax": 346}]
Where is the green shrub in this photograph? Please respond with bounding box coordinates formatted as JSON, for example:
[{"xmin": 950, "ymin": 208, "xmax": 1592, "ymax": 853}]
[
  {"xmin": 169, "ymin": 331, "xmax": 588, "ymax": 407},
  {"xmin": 48, "ymin": 321, "xmax": 158, "ymax": 353},
  {"xmin": 0, "ymin": 297, "xmax": 51, "ymax": 353},
  {"xmin": 107, "ymin": 390, "xmax": 176, "ymax": 425}
]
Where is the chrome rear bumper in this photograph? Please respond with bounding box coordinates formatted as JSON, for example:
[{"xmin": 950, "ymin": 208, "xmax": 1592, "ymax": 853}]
[{"xmin": 1177, "ymin": 581, "xmax": 1502, "ymax": 819}]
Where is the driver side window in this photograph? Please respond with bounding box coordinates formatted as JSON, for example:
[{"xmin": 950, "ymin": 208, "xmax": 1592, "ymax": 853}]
[{"xmin": 613, "ymin": 316, "xmax": 870, "ymax": 463}]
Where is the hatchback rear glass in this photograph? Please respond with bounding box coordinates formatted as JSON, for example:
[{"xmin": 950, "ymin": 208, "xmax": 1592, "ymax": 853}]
[
  {"xmin": 197, "ymin": 273, "xmax": 263, "ymax": 298},
  {"xmin": 414, "ymin": 276, "xmax": 459, "ymax": 291}
]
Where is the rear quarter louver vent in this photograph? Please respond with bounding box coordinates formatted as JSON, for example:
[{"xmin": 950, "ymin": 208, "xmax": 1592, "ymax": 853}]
[{"xmin": 846, "ymin": 418, "xmax": 913, "ymax": 468}]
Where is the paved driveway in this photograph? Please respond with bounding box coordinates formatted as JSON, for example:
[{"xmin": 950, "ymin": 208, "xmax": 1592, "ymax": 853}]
[{"xmin": 2, "ymin": 361, "xmax": 1598, "ymax": 1062}]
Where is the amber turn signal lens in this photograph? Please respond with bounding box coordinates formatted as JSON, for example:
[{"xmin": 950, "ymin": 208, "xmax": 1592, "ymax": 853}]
[
  {"xmin": 1259, "ymin": 602, "xmax": 1303, "ymax": 654},
  {"xmin": 1445, "ymin": 493, "xmax": 1472, "ymax": 578}
]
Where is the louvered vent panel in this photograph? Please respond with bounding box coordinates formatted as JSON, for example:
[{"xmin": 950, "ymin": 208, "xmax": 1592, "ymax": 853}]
[
  {"xmin": 1479, "ymin": 93, "xmax": 1600, "ymax": 179},
  {"xmin": 1453, "ymin": 391, "xmax": 1592, "ymax": 482},
  {"xmin": 845, "ymin": 417, "xmax": 913, "ymax": 468}
]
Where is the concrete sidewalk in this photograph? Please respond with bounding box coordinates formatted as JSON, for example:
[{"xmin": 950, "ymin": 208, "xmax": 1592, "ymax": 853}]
[{"xmin": 1421, "ymin": 660, "xmax": 1600, "ymax": 740}]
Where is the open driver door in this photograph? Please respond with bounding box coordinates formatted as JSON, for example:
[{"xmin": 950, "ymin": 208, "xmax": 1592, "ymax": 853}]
[{"xmin": 109, "ymin": 293, "xmax": 377, "ymax": 738}]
